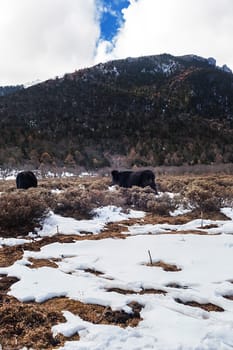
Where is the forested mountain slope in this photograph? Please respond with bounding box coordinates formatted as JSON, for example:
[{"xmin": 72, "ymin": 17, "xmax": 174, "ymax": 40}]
[{"xmin": 1, "ymin": 54, "xmax": 233, "ymax": 169}]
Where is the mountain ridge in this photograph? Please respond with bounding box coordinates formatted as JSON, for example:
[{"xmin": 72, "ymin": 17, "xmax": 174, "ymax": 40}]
[{"xmin": 1, "ymin": 53, "xmax": 233, "ymax": 169}]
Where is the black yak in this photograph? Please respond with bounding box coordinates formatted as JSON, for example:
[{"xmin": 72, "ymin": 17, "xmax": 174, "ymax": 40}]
[
  {"xmin": 16, "ymin": 171, "xmax": 38, "ymax": 189},
  {"xmin": 111, "ymin": 169, "xmax": 158, "ymax": 193}
]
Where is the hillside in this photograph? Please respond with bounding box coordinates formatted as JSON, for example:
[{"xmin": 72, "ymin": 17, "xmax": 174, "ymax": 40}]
[
  {"xmin": 0, "ymin": 85, "xmax": 24, "ymax": 97},
  {"xmin": 1, "ymin": 53, "xmax": 233, "ymax": 169}
]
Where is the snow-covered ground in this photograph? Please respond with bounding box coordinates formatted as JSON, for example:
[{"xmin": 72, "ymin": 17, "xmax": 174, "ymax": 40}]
[
  {"xmin": 0, "ymin": 168, "xmax": 96, "ymax": 180},
  {"xmin": 1, "ymin": 206, "xmax": 233, "ymax": 349}
]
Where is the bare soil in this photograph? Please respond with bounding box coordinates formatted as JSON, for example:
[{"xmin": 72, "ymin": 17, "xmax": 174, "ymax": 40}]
[
  {"xmin": 175, "ymin": 298, "xmax": 224, "ymax": 312},
  {"xmin": 106, "ymin": 287, "xmax": 167, "ymax": 295},
  {"xmin": 0, "ymin": 294, "xmax": 142, "ymax": 350},
  {"xmin": 145, "ymin": 260, "xmax": 182, "ymax": 272}
]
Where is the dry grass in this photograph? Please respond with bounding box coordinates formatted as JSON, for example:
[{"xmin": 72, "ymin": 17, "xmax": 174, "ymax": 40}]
[
  {"xmin": 175, "ymin": 298, "xmax": 224, "ymax": 312},
  {"xmin": 0, "ymin": 294, "xmax": 142, "ymax": 350},
  {"xmin": 106, "ymin": 287, "xmax": 167, "ymax": 295},
  {"xmin": 1, "ymin": 173, "xmax": 233, "ymax": 238},
  {"xmin": 0, "ymin": 275, "xmax": 19, "ymax": 293},
  {"xmin": 42, "ymin": 297, "xmax": 142, "ymax": 327},
  {"xmin": 81, "ymin": 268, "xmax": 105, "ymax": 276},
  {"xmin": 166, "ymin": 229, "xmax": 216, "ymax": 235},
  {"xmin": 0, "ymin": 189, "xmax": 51, "ymax": 237},
  {"xmin": 27, "ymin": 257, "xmax": 61, "ymax": 269},
  {"xmin": 159, "ymin": 174, "xmax": 233, "ymax": 213},
  {"xmin": 0, "ymin": 295, "xmax": 75, "ymax": 350},
  {"xmin": 0, "ymin": 245, "xmax": 25, "ymax": 267},
  {"xmin": 166, "ymin": 283, "xmax": 189, "ymax": 289},
  {"xmin": 1, "ymin": 173, "xmax": 233, "ymax": 349},
  {"xmin": 145, "ymin": 260, "xmax": 182, "ymax": 272}
]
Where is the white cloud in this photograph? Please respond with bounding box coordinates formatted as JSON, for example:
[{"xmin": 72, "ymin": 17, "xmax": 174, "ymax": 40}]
[
  {"xmin": 0, "ymin": 0, "xmax": 99, "ymax": 85},
  {"xmin": 96, "ymin": 0, "xmax": 233, "ymax": 70},
  {"xmin": 1, "ymin": 0, "xmax": 233, "ymax": 85}
]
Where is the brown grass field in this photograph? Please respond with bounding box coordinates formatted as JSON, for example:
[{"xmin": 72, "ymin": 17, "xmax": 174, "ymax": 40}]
[{"xmin": 0, "ymin": 173, "xmax": 233, "ymax": 349}]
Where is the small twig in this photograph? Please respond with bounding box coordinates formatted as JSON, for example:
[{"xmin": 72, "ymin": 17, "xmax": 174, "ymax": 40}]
[
  {"xmin": 56, "ymin": 225, "xmax": 59, "ymax": 234},
  {"xmin": 148, "ymin": 250, "xmax": 153, "ymax": 265},
  {"xmin": 201, "ymin": 211, "xmax": 203, "ymax": 228}
]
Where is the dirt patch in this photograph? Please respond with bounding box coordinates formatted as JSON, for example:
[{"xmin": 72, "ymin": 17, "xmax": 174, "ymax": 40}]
[
  {"xmin": 175, "ymin": 298, "xmax": 224, "ymax": 312},
  {"xmin": 0, "ymin": 295, "xmax": 143, "ymax": 350},
  {"xmin": 42, "ymin": 297, "xmax": 143, "ymax": 328},
  {"xmin": 0, "ymin": 275, "xmax": 19, "ymax": 293},
  {"xmin": 82, "ymin": 268, "xmax": 104, "ymax": 276},
  {"xmin": 145, "ymin": 260, "xmax": 182, "ymax": 272},
  {"xmin": 106, "ymin": 287, "xmax": 167, "ymax": 295},
  {"xmin": 198, "ymin": 224, "xmax": 219, "ymax": 229},
  {"xmin": 0, "ymin": 295, "xmax": 69, "ymax": 350},
  {"xmin": 165, "ymin": 229, "xmax": 212, "ymax": 235},
  {"xmin": 166, "ymin": 283, "xmax": 189, "ymax": 289},
  {"xmin": 0, "ymin": 245, "xmax": 24, "ymax": 267},
  {"xmin": 101, "ymin": 222, "xmax": 129, "ymax": 235},
  {"xmin": 27, "ymin": 257, "xmax": 61, "ymax": 269}
]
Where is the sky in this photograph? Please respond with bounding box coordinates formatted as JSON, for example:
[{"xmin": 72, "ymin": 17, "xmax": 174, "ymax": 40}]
[{"xmin": 0, "ymin": 0, "xmax": 233, "ymax": 85}]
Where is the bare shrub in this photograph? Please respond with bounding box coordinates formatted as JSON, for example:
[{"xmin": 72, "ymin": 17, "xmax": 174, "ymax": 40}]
[
  {"xmin": 2, "ymin": 174, "xmax": 232, "ymax": 232},
  {"xmin": 0, "ymin": 189, "xmax": 49, "ymax": 237},
  {"xmin": 148, "ymin": 194, "xmax": 177, "ymax": 216},
  {"xmin": 53, "ymin": 187, "xmax": 106, "ymax": 219},
  {"xmin": 184, "ymin": 179, "xmax": 233, "ymax": 212},
  {"xmin": 87, "ymin": 177, "xmax": 110, "ymax": 191},
  {"xmin": 118, "ymin": 187, "xmax": 176, "ymax": 216},
  {"xmin": 0, "ymin": 179, "xmax": 16, "ymax": 193},
  {"xmin": 51, "ymin": 175, "xmax": 182, "ymax": 218},
  {"xmin": 185, "ymin": 187, "xmax": 221, "ymax": 212},
  {"xmin": 157, "ymin": 176, "xmax": 195, "ymax": 194},
  {"xmin": 157, "ymin": 174, "xmax": 233, "ymax": 214},
  {"xmin": 53, "ymin": 182, "xmax": 129, "ymax": 220}
]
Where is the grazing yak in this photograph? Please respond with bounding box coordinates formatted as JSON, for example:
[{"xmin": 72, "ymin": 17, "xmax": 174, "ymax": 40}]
[
  {"xmin": 16, "ymin": 171, "xmax": 38, "ymax": 189},
  {"xmin": 111, "ymin": 169, "xmax": 158, "ymax": 194}
]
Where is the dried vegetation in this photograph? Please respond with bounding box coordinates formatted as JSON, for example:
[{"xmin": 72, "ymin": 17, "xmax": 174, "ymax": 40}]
[
  {"xmin": 1, "ymin": 173, "xmax": 233, "ymax": 349},
  {"xmin": 1, "ymin": 173, "xmax": 233, "ymax": 238},
  {"xmin": 175, "ymin": 298, "xmax": 224, "ymax": 312},
  {"xmin": 1, "ymin": 173, "xmax": 233, "ymax": 239},
  {"xmin": 0, "ymin": 295, "xmax": 142, "ymax": 350}
]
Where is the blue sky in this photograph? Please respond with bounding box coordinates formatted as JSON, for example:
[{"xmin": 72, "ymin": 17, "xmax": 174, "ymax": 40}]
[
  {"xmin": 99, "ymin": 0, "xmax": 129, "ymax": 41},
  {"xmin": 0, "ymin": 0, "xmax": 233, "ymax": 85}
]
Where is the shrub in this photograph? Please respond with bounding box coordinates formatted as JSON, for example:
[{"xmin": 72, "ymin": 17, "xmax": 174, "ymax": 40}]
[
  {"xmin": 53, "ymin": 187, "xmax": 105, "ymax": 219},
  {"xmin": 147, "ymin": 193, "xmax": 177, "ymax": 216},
  {"xmin": 118, "ymin": 187, "xmax": 176, "ymax": 216},
  {"xmin": 0, "ymin": 189, "xmax": 49, "ymax": 237},
  {"xmin": 185, "ymin": 185, "xmax": 225, "ymax": 212},
  {"xmin": 53, "ymin": 181, "xmax": 129, "ymax": 219}
]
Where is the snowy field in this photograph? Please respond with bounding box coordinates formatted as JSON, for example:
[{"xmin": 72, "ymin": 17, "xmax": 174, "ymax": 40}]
[{"xmin": 1, "ymin": 204, "xmax": 233, "ymax": 350}]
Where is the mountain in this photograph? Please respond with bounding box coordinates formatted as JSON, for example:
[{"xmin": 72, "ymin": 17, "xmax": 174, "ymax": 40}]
[
  {"xmin": 0, "ymin": 85, "xmax": 24, "ymax": 97},
  {"xmin": 1, "ymin": 53, "xmax": 233, "ymax": 169}
]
